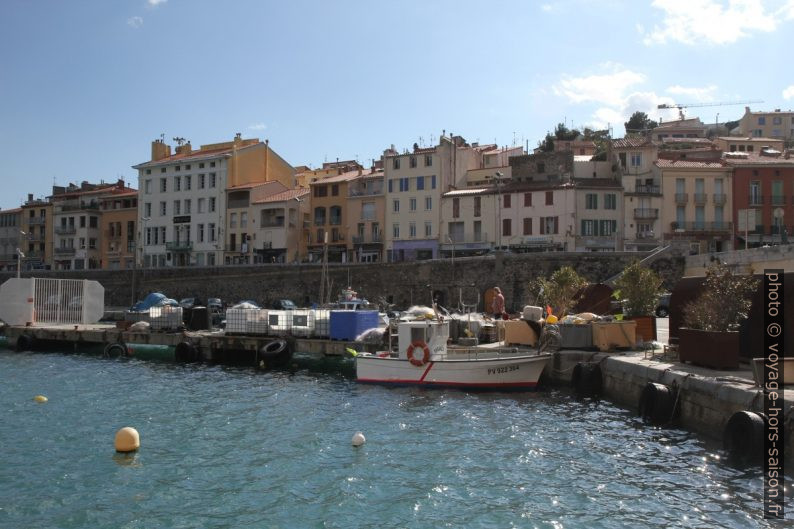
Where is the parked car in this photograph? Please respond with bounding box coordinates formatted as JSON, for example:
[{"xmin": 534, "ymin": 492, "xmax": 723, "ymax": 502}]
[
  {"xmin": 207, "ymin": 298, "xmax": 223, "ymax": 311},
  {"xmin": 655, "ymin": 293, "xmax": 671, "ymax": 318},
  {"xmin": 179, "ymin": 297, "xmax": 197, "ymax": 309},
  {"xmin": 271, "ymin": 299, "xmax": 297, "ymax": 310}
]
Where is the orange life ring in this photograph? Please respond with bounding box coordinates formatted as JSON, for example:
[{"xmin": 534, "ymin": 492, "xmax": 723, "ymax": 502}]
[{"xmin": 406, "ymin": 340, "xmax": 430, "ymax": 366}]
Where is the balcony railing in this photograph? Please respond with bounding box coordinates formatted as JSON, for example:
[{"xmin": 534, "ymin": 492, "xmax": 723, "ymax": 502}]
[
  {"xmin": 633, "ymin": 208, "xmax": 659, "ymax": 220},
  {"xmin": 54, "ymin": 247, "xmax": 76, "ymax": 255},
  {"xmin": 770, "ymin": 195, "xmax": 786, "ymax": 206},
  {"xmin": 671, "ymin": 221, "xmax": 733, "ymax": 232},
  {"xmin": 633, "ymin": 184, "xmax": 661, "ymax": 195},
  {"xmin": 693, "ymin": 193, "xmax": 708, "ymax": 205},
  {"xmin": 441, "ymin": 233, "xmax": 490, "ymax": 245},
  {"xmin": 675, "ymin": 193, "xmax": 688, "ymax": 204},
  {"xmin": 352, "ymin": 234, "xmax": 383, "ymax": 244},
  {"xmin": 165, "ymin": 241, "xmax": 193, "ymax": 251},
  {"xmin": 260, "ymin": 219, "xmax": 285, "ymax": 228},
  {"xmin": 28, "ymin": 217, "xmax": 46, "ymax": 226},
  {"xmin": 55, "ymin": 226, "xmax": 76, "ymax": 235},
  {"xmin": 748, "ymin": 194, "xmax": 764, "ymax": 206},
  {"xmin": 58, "ymin": 203, "xmax": 99, "ymax": 212},
  {"xmin": 348, "ymin": 185, "xmax": 384, "ymax": 197},
  {"xmin": 713, "ymin": 193, "xmax": 727, "ymax": 205}
]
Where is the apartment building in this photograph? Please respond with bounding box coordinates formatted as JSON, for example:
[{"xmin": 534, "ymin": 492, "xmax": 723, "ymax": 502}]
[
  {"xmin": 0, "ymin": 208, "xmax": 23, "ymax": 271},
  {"xmin": 347, "ymin": 166, "xmax": 385, "ymax": 263},
  {"xmin": 306, "ymin": 168, "xmax": 361, "ymax": 262},
  {"xmin": 737, "ymin": 107, "xmax": 794, "ymax": 141},
  {"xmin": 251, "ymin": 187, "xmax": 309, "ymax": 264},
  {"xmin": 612, "ymin": 137, "xmax": 662, "ymax": 251},
  {"xmin": 385, "ymin": 135, "xmax": 488, "ymax": 261},
  {"xmin": 713, "ymin": 136, "xmax": 784, "ymax": 154},
  {"xmin": 132, "ymin": 135, "xmax": 295, "ymax": 268},
  {"xmin": 50, "ymin": 181, "xmax": 132, "ymax": 270},
  {"xmin": 655, "ymin": 158, "xmax": 733, "ymax": 254},
  {"xmin": 573, "ymin": 179, "xmax": 624, "ymax": 251},
  {"xmin": 20, "ymin": 196, "xmax": 52, "ymax": 270},
  {"xmin": 653, "ymin": 117, "xmax": 707, "ymax": 141},
  {"xmin": 224, "ymin": 181, "xmax": 288, "ymax": 264},
  {"xmin": 724, "ymin": 150, "xmax": 794, "ymax": 247},
  {"xmin": 99, "ymin": 188, "xmax": 138, "ymax": 270}
]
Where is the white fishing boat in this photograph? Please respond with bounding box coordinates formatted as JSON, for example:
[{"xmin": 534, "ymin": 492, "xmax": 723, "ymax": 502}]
[{"xmin": 355, "ymin": 319, "xmax": 551, "ymax": 391}]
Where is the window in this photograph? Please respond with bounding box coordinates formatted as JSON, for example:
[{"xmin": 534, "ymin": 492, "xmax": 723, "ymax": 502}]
[
  {"xmin": 523, "ymin": 218, "xmax": 532, "ymax": 235},
  {"xmin": 409, "ymin": 198, "xmax": 417, "ymax": 211},
  {"xmin": 185, "ymin": 164, "xmax": 191, "ymax": 170},
  {"xmin": 208, "ymin": 223, "xmax": 216, "ymax": 242},
  {"xmin": 585, "ymin": 193, "xmax": 598, "ymax": 209},
  {"xmin": 431, "ymin": 175, "xmax": 436, "ymax": 189},
  {"xmin": 393, "ymin": 223, "xmax": 400, "ymax": 238},
  {"xmin": 80, "ymin": 216, "xmax": 86, "ymax": 228},
  {"xmin": 524, "ymin": 193, "xmax": 532, "ymax": 207},
  {"xmin": 199, "ymin": 174, "xmax": 205, "ymax": 189},
  {"xmin": 174, "ymin": 176, "xmax": 181, "ymax": 191},
  {"xmin": 160, "ymin": 226, "xmax": 166, "ymax": 244},
  {"xmin": 329, "ymin": 206, "xmax": 341, "ymax": 225},
  {"xmin": 160, "ymin": 178, "xmax": 167, "ymax": 192},
  {"xmin": 160, "ymin": 202, "xmax": 167, "ymax": 216},
  {"xmin": 425, "ymin": 221, "xmax": 432, "ymax": 237},
  {"xmin": 184, "ymin": 199, "xmax": 191, "ymax": 214},
  {"xmin": 416, "ymin": 176, "xmax": 425, "ymax": 190},
  {"xmin": 362, "ymin": 202, "xmax": 375, "ymax": 221},
  {"xmin": 474, "ymin": 196, "xmax": 481, "ymax": 217},
  {"xmin": 145, "ymin": 179, "xmax": 152, "ymax": 194},
  {"xmin": 210, "ymin": 161, "xmax": 215, "ymax": 168},
  {"xmin": 240, "ymin": 212, "xmax": 247, "ymax": 229},
  {"xmin": 773, "ymin": 116, "xmax": 782, "ymax": 125},
  {"xmin": 388, "ymin": 180, "xmax": 393, "ymax": 193},
  {"xmin": 630, "ymin": 153, "xmax": 642, "ymax": 167},
  {"xmin": 409, "ymin": 156, "xmax": 417, "ymax": 168},
  {"xmin": 175, "ymin": 165, "xmax": 181, "ymax": 172},
  {"xmin": 393, "ymin": 199, "xmax": 400, "ymax": 212},
  {"xmin": 540, "ymin": 216, "xmax": 558, "ymax": 234},
  {"xmin": 144, "ymin": 202, "xmax": 152, "ymax": 217},
  {"xmin": 185, "ymin": 175, "xmax": 191, "ymax": 190},
  {"xmin": 545, "ymin": 191, "xmax": 553, "ymax": 205},
  {"xmin": 604, "ymin": 194, "xmax": 617, "ymax": 210},
  {"xmin": 409, "ymin": 222, "xmax": 416, "ymax": 238},
  {"xmin": 582, "ymin": 219, "xmax": 595, "ymax": 235},
  {"xmin": 393, "ymin": 158, "xmax": 400, "ymax": 170},
  {"xmin": 331, "ymin": 184, "xmax": 339, "ymax": 196},
  {"xmin": 600, "ymin": 220, "xmax": 616, "ymax": 236},
  {"xmin": 314, "ymin": 185, "xmax": 328, "ymax": 197},
  {"xmin": 758, "ymin": 116, "xmax": 766, "ymax": 125},
  {"xmin": 314, "ymin": 207, "xmax": 326, "ymax": 226},
  {"xmin": 199, "ymin": 163, "xmax": 205, "ymax": 169},
  {"xmin": 504, "ymin": 194, "xmax": 511, "ymax": 208},
  {"xmin": 161, "ymin": 167, "xmax": 166, "ymax": 173},
  {"xmin": 502, "ymin": 218, "xmax": 512, "ymax": 237},
  {"xmin": 425, "ymin": 196, "xmax": 432, "ymax": 210},
  {"xmin": 399, "ymin": 178, "xmax": 409, "ymax": 192},
  {"xmin": 197, "ymin": 198, "xmax": 205, "ymax": 213},
  {"xmin": 425, "ymin": 155, "xmax": 432, "ymax": 167},
  {"xmin": 79, "ymin": 237, "xmax": 86, "ymax": 249},
  {"xmin": 173, "ymin": 201, "xmax": 180, "ymax": 215},
  {"xmin": 452, "ymin": 198, "xmax": 460, "ymax": 218},
  {"xmin": 89, "ymin": 238, "xmax": 97, "ymax": 249},
  {"xmin": 209, "ymin": 197, "xmax": 216, "ymax": 212},
  {"xmin": 209, "ymin": 173, "xmax": 216, "ymax": 188},
  {"xmin": 146, "ymin": 169, "xmax": 151, "ymax": 175}
]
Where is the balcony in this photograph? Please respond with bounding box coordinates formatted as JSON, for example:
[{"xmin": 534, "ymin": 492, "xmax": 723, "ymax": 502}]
[
  {"xmin": 748, "ymin": 195, "xmax": 764, "ymax": 206},
  {"xmin": 352, "ymin": 234, "xmax": 383, "ymax": 245},
  {"xmin": 28, "ymin": 217, "xmax": 46, "ymax": 226},
  {"xmin": 106, "ymin": 250, "xmax": 122, "ymax": 258},
  {"xmin": 633, "ymin": 208, "xmax": 659, "ymax": 220},
  {"xmin": 712, "ymin": 193, "xmax": 727, "ymax": 205},
  {"xmin": 670, "ymin": 221, "xmax": 733, "ymax": 233},
  {"xmin": 55, "ymin": 226, "xmax": 76, "ymax": 235},
  {"xmin": 693, "ymin": 193, "xmax": 708, "ymax": 205},
  {"xmin": 54, "ymin": 247, "xmax": 76, "ymax": 256},
  {"xmin": 770, "ymin": 195, "xmax": 786, "ymax": 206},
  {"xmin": 260, "ymin": 219, "xmax": 285, "ymax": 228},
  {"xmin": 631, "ymin": 184, "xmax": 661, "ymax": 195},
  {"xmin": 674, "ymin": 193, "xmax": 688, "ymax": 204},
  {"xmin": 59, "ymin": 203, "xmax": 99, "ymax": 212},
  {"xmin": 165, "ymin": 241, "xmax": 193, "ymax": 252}
]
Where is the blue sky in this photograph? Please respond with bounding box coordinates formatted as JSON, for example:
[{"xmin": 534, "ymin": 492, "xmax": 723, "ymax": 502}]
[{"xmin": 2, "ymin": 0, "xmax": 793, "ymax": 209}]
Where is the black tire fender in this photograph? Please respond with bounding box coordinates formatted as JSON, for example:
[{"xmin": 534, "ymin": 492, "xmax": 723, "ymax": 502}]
[
  {"xmin": 638, "ymin": 382, "xmax": 675, "ymax": 425},
  {"xmin": 571, "ymin": 362, "xmax": 603, "ymax": 398},
  {"xmin": 175, "ymin": 341, "xmax": 199, "ymax": 363}
]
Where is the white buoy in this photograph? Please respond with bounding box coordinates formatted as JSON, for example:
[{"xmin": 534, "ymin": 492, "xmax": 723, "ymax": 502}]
[
  {"xmin": 351, "ymin": 431, "xmax": 366, "ymax": 447},
  {"xmin": 115, "ymin": 427, "xmax": 140, "ymax": 453}
]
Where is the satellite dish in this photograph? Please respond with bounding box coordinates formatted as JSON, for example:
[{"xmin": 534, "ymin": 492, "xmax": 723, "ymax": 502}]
[{"xmin": 773, "ymin": 208, "xmax": 784, "ymax": 219}]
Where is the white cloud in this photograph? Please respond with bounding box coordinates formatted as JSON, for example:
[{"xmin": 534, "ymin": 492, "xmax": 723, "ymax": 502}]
[
  {"xmin": 643, "ymin": 0, "xmax": 779, "ymax": 46},
  {"xmin": 784, "ymin": 85, "xmax": 794, "ymax": 99},
  {"xmin": 553, "ymin": 64, "xmax": 646, "ymax": 107},
  {"xmin": 248, "ymin": 123, "xmax": 267, "ymax": 131},
  {"xmin": 666, "ymin": 84, "xmax": 718, "ymax": 101},
  {"xmin": 148, "ymin": 0, "xmax": 167, "ymax": 6},
  {"xmin": 541, "ymin": 4, "xmax": 553, "ymax": 11},
  {"xmin": 127, "ymin": 16, "xmax": 143, "ymax": 29}
]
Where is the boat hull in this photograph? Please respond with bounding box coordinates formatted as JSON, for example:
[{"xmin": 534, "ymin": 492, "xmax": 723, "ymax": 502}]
[{"xmin": 356, "ymin": 354, "xmax": 551, "ymax": 391}]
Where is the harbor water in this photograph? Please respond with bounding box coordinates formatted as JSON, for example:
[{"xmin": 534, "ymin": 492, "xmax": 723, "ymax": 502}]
[{"xmin": 0, "ymin": 349, "xmax": 789, "ymax": 528}]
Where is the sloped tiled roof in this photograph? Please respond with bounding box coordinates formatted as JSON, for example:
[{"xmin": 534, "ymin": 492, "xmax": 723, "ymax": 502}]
[
  {"xmin": 655, "ymin": 159, "xmax": 727, "ymax": 168},
  {"xmin": 253, "ymin": 188, "xmax": 310, "ymax": 204},
  {"xmin": 611, "ymin": 137, "xmax": 654, "ymax": 149}
]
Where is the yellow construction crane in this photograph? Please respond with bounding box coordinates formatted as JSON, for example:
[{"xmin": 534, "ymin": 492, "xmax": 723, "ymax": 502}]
[{"xmin": 657, "ymin": 100, "xmax": 763, "ymax": 120}]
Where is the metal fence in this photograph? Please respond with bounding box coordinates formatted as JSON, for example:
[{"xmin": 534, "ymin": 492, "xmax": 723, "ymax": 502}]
[{"xmin": 33, "ymin": 278, "xmax": 86, "ymax": 325}]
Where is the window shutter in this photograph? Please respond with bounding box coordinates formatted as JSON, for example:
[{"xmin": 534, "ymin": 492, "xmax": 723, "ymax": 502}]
[{"xmin": 554, "ymin": 217, "xmax": 559, "ymax": 234}]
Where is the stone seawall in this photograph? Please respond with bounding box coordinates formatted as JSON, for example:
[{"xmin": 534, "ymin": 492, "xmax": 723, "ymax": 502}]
[{"xmin": 1, "ymin": 252, "xmax": 684, "ymax": 309}]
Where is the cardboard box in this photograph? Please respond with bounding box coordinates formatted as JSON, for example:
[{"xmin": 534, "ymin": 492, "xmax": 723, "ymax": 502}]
[{"xmin": 591, "ymin": 321, "xmax": 637, "ymax": 351}]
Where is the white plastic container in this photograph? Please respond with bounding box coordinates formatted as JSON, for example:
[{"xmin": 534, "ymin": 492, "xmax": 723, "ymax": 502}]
[
  {"xmin": 149, "ymin": 306, "xmax": 183, "ymax": 331},
  {"xmin": 312, "ymin": 309, "xmax": 331, "ymax": 338},
  {"xmin": 289, "ymin": 309, "xmax": 315, "ymax": 337},
  {"xmin": 268, "ymin": 310, "xmax": 290, "ymax": 335}
]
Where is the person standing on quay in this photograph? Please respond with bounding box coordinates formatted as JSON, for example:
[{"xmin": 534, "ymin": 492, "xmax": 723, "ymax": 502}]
[{"xmin": 492, "ymin": 287, "xmax": 505, "ymax": 319}]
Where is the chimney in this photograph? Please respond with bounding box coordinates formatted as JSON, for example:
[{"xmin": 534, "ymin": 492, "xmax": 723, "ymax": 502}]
[
  {"xmin": 151, "ymin": 139, "xmax": 171, "ymax": 161},
  {"xmin": 27, "ymin": 193, "xmax": 33, "ymax": 202},
  {"xmin": 174, "ymin": 142, "xmax": 192, "ymax": 155},
  {"xmin": 745, "ymin": 106, "xmax": 750, "ymax": 113}
]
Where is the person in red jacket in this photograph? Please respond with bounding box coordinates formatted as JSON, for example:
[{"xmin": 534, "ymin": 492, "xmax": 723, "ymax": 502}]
[{"xmin": 491, "ymin": 287, "xmax": 505, "ymax": 319}]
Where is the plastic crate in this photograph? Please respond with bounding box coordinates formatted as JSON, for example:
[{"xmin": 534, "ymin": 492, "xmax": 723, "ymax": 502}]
[
  {"xmin": 149, "ymin": 306, "xmax": 183, "ymax": 331},
  {"xmin": 558, "ymin": 323, "xmax": 593, "ymax": 349}
]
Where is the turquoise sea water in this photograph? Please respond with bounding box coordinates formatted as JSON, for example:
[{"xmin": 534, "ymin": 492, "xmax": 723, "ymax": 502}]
[{"xmin": 0, "ymin": 349, "xmax": 790, "ymax": 528}]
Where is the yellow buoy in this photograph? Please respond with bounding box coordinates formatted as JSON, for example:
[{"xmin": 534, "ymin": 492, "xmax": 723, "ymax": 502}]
[
  {"xmin": 114, "ymin": 427, "xmax": 140, "ymax": 453},
  {"xmin": 33, "ymin": 395, "xmax": 48, "ymax": 403},
  {"xmin": 546, "ymin": 315, "xmax": 558, "ymax": 324}
]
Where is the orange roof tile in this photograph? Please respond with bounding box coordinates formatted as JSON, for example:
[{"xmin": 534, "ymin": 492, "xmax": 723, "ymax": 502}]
[{"xmin": 253, "ymin": 188, "xmax": 310, "ymax": 204}]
